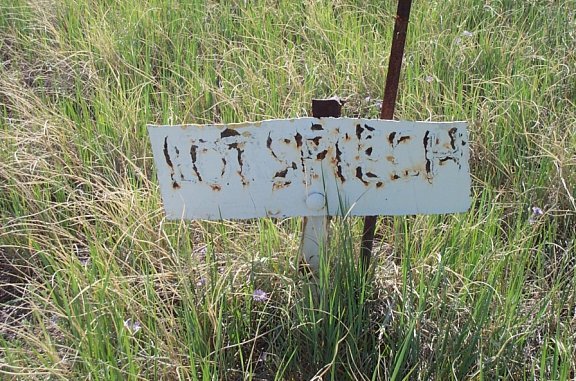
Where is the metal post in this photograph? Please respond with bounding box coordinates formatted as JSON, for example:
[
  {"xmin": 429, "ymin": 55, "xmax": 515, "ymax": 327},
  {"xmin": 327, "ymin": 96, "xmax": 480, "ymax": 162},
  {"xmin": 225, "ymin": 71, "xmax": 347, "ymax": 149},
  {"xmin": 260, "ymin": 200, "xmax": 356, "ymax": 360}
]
[
  {"xmin": 361, "ymin": 0, "xmax": 413, "ymax": 270},
  {"xmin": 300, "ymin": 98, "xmax": 342, "ymax": 270}
]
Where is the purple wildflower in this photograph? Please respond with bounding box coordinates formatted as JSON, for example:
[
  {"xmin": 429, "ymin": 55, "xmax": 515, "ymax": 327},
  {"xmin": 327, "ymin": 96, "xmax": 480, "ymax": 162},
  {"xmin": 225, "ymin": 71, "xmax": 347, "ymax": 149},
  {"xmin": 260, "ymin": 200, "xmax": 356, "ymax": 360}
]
[
  {"xmin": 529, "ymin": 206, "xmax": 544, "ymax": 224},
  {"xmin": 194, "ymin": 246, "xmax": 207, "ymax": 261},
  {"xmin": 252, "ymin": 289, "xmax": 268, "ymax": 302},
  {"xmin": 79, "ymin": 257, "xmax": 91, "ymax": 266},
  {"xmin": 123, "ymin": 319, "xmax": 142, "ymax": 334}
]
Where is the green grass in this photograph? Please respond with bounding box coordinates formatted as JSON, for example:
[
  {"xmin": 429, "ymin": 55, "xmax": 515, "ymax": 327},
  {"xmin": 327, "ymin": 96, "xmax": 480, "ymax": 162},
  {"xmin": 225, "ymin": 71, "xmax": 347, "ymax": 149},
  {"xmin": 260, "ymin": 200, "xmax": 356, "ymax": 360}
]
[{"xmin": 1, "ymin": 0, "xmax": 575, "ymax": 379}]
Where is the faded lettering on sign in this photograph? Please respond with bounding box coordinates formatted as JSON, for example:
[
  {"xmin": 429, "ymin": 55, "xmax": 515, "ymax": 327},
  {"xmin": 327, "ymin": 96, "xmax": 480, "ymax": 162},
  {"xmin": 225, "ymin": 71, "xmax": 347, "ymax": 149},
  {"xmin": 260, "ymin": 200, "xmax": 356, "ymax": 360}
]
[{"xmin": 148, "ymin": 118, "xmax": 470, "ymax": 220}]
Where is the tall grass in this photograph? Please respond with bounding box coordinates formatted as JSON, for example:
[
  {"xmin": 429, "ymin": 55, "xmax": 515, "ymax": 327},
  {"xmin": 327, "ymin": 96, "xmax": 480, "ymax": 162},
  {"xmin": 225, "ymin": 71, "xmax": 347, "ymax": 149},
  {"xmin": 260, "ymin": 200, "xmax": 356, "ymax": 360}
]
[{"xmin": 1, "ymin": 0, "xmax": 575, "ymax": 379}]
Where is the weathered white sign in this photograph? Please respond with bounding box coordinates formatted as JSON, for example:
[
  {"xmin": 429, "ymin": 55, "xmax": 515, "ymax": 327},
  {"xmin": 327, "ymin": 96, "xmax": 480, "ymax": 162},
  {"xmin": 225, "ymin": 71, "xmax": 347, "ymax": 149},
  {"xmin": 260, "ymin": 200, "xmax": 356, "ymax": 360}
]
[{"xmin": 148, "ymin": 118, "xmax": 470, "ymax": 220}]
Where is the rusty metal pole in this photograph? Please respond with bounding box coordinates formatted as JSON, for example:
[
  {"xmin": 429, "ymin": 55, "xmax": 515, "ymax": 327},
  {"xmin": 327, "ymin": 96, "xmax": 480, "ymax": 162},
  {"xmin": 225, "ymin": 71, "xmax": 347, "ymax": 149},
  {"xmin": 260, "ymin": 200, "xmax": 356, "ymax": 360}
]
[{"xmin": 361, "ymin": 0, "xmax": 413, "ymax": 270}]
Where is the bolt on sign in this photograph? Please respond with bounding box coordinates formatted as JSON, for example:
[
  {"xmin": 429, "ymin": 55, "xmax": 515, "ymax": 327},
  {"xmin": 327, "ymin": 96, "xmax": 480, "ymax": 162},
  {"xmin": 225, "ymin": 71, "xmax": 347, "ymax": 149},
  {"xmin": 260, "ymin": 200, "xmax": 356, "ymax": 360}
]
[{"xmin": 148, "ymin": 118, "xmax": 470, "ymax": 222}]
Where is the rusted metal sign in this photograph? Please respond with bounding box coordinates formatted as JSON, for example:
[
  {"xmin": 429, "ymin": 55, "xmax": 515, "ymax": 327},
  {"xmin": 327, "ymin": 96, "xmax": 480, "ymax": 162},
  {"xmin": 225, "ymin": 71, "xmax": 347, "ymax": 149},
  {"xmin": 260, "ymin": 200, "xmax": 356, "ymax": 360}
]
[{"xmin": 148, "ymin": 118, "xmax": 470, "ymax": 220}]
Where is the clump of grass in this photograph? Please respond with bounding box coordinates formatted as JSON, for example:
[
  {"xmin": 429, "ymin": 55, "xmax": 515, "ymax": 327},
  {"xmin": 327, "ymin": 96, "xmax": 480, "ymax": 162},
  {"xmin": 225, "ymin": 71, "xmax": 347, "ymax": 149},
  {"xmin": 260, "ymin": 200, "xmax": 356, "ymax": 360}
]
[{"xmin": 1, "ymin": 0, "xmax": 575, "ymax": 380}]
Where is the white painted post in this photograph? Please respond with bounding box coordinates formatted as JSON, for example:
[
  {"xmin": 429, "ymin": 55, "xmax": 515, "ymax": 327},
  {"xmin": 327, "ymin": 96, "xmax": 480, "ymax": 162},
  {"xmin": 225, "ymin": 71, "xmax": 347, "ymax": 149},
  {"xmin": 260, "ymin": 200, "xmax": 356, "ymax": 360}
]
[
  {"xmin": 301, "ymin": 194, "xmax": 329, "ymax": 270},
  {"xmin": 299, "ymin": 99, "xmax": 340, "ymax": 270}
]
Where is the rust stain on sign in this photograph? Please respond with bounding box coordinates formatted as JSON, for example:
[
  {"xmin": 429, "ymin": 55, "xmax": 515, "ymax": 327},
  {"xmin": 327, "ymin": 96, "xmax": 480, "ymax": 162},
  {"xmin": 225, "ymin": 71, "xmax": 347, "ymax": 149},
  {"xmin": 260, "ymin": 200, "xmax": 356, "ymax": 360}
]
[{"xmin": 148, "ymin": 118, "xmax": 470, "ymax": 220}]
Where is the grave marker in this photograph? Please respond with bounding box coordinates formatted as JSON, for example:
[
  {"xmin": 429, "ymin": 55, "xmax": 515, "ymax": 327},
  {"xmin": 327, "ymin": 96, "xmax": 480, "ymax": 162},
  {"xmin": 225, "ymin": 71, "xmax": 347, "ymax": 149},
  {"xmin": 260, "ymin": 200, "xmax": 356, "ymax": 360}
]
[{"xmin": 147, "ymin": 115, "xmax": 470, "ymax": 268}]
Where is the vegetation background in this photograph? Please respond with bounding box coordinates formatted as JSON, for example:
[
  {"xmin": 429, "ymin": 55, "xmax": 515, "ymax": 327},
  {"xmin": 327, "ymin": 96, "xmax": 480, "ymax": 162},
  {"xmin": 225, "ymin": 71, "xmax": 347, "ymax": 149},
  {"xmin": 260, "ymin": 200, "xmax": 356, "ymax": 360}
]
[{"xmin": 1, "ymin": 0, "xmax": 575, "ymax": 379}]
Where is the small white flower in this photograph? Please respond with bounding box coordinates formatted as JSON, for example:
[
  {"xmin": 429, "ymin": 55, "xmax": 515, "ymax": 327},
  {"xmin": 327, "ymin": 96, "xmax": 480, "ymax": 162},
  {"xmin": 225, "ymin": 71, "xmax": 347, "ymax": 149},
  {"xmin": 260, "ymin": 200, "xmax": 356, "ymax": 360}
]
[
  {"xmin": 257, "ymin": 351, "xmax": 268, "ymax": 363},
  {"xmin": 425, "ymin": 75, "xmax": 434, "ymax": 83},
  {"xmin": 49, "ymin": 314, "xmax": 59, "ymax": 326},
  {"xmin": 123, "ymin": 319, "xmax": 141, "ymax": 334},
  {"xmin": 462, "ymin": 30, "xmax": 473, "ymax": 37},
  {"xmin": 196, "ymin": 277, "xmax": 207, "ymax": 287}
]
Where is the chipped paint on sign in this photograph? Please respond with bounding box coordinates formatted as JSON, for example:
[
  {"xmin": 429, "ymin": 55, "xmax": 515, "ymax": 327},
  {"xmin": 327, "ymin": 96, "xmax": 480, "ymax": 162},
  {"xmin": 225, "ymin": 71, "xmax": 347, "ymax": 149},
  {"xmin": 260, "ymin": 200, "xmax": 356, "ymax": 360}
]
[{"xmin": 147, "ymin": 118, "xmax": 470, "ymax": 220}]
